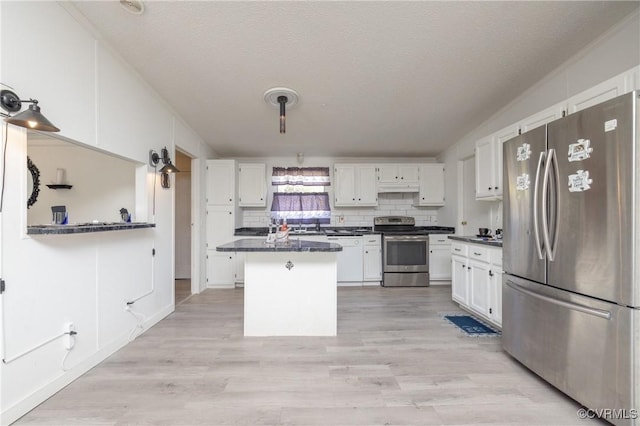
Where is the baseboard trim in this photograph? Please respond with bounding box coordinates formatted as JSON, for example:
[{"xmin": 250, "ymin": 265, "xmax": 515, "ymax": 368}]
[{"xmin": 1, "ymin": 304, "xmax": 174, "ymax": 425}]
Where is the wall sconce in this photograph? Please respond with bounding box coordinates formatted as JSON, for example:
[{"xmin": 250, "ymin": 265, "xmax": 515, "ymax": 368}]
[
  {"xmin": 149, "ymin": 146, "xmax": 180, "ymax": 189},
  {"xmin": 264, "ymin": 87, "xmax": 299, "ymax": 134},
  {"xmin": 0, "ymin": 87, "xmax": 60, "ymax": 132}
]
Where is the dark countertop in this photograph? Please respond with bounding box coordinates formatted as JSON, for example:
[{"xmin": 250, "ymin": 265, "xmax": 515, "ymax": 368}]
[
  {"xmin": 448, "ymin": 235, "xmax": 503, "ymax": 247},
  {"xmin": 217, "ymin": 238, "xmax": 343, "ymax": 252},
  {"xmin": 234, "ymin": 226, "xmax": 454, "ymax": 237},
  {"xmin": 27, "ymin": 222, "xmax": 156, "ymax": 235}
]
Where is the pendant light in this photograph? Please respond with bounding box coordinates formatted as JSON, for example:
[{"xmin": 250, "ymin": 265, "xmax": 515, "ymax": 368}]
[{"xmin": 264, "ymin": 87, "xmax": 299, "ymax": 135}]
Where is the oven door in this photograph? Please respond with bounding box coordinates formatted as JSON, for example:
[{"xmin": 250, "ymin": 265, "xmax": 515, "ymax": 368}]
[{"xmin": 382, "ymin": 235, "xmax": 429, "ymax": 273}]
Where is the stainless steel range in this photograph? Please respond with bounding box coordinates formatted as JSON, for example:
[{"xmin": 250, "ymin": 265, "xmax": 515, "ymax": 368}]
[{"xmin": 374, "ymin": 216, "xmax": 429, "ymax": 287}]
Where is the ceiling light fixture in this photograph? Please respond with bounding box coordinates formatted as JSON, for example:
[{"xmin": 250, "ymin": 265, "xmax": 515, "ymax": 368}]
[
  {"xmin": 0, "ymin": 89, "xmax": 60, "ymax": 132},
  {"xmin": 119, "ymin": 0, "xmax": 145, "ymax": 15},
  {"xmin": 264, "ymin": 87, "xmax": 299, "ymax": 135}
]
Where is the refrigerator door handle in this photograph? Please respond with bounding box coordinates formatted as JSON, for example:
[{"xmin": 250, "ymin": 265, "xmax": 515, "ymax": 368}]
[
  {"xmin": 505, "ymin": 280, "xmax": 611, "ymax": 320},
  {"xmin": 541, "ymin": 148, "xmax": 556, "ymax": 261},
  {"xmin": 533, "ymin": 151, "xmax": 546, "ymax": 260}
]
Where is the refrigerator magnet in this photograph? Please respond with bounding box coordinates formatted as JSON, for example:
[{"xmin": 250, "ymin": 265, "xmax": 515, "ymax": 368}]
[
  {"xmin": 568, "ymin": 139, "xmax": 593, "ymax": 162},
  {"xmin": 516, "ymin": 173, "xmax": 530, "ymax": 191},
  {"xmin": 568, "ymin": 170, "xmax": 593, "ymax": 192},
  {"xmin": 516, "ymin": 143, "xmax": 532, "ymax": 162}
]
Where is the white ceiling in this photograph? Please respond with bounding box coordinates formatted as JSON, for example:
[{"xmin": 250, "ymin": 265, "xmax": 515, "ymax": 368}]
[{"xmin": 69, "ymin": 1, "xmax": 638, "ymax": 158}]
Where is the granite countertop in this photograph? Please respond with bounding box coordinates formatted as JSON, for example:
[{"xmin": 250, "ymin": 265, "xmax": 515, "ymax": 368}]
[
  {"xmin": 27, "ymin": 222, "xmax": 156, "ymax": 235},
  {"xmin": 234, "ymin": 226, "xmax": 454, "ymax": 237},
  {"xmin": 217, "ymin": 238, "xmax": 343, "ymax": 252},
  {"xmin": 448, "ymin": 235, "xmax": 503, "ymax": 247}
]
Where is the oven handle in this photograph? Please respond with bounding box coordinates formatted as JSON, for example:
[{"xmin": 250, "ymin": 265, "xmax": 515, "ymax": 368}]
[{"xmin": 382, "ymin": 235, "xmax": 429, "ymax": 242}]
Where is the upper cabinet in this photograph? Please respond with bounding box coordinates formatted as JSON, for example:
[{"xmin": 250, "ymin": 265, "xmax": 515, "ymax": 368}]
[
  {"xmin": 206, "ymin": 160, "xmax": 236, "ymax": 206},
  {"xmin": 334, "ymin": 164, "xmax": 378, "ymax": 207},
  {"xmin": 475, "ymin": 124, "xmax": 518, "ymax": 201},
  {"xmin": 238, "ymin": 163, "xmax": 267, "ymax": 207},
  {"xmin": 414, "ymin": 164, "xmax": 445, "ymax": 206},
  {"xmin": 377, "ymin": 164, "xmax": 419, "ymax": 192},
  {"xmin": 567, "ymin": 71, "xmax": 630, "ymax": 114}
]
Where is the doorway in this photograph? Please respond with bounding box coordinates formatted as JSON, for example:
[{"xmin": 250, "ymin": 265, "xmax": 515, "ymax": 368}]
[
  {"xmin": 458, "ymin": 156, "xmax": 492, "ymax": 236},
  {"xmin": 174, "ymin": 150, "xmax": 192, "ymax": 304}
]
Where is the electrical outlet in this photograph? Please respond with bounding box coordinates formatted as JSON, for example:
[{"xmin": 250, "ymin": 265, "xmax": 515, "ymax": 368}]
[{"xmin": 64, "ymin": 322, "xmax": 76, "ymax": 350}]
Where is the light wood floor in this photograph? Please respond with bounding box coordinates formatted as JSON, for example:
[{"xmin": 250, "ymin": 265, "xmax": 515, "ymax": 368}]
[
  {"xmin": 175, "ymin": 279, "xmax": 192, "ymax": 305},
  {"xmin": 16, "ymin": 286, "xmax": 599, "ymax": 425}
]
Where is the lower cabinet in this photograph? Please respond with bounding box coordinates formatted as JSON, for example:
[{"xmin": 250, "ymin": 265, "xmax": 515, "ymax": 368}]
[
  {"xmin": 450, "ymin": 240, "xmax": 502, "ymax": 328},
  {"xmin": 207, "ymin": 252, "xmax": 235, "ymax": 288},
  {"xmin": 363, "ymin": 235, "xmax": 382, "ymax": 284},
  {"xmin": 429, "ymin": 234, "xmax": 452, "ymax": 282}
]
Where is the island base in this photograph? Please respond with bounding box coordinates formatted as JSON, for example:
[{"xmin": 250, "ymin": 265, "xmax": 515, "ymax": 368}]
[{"xmin": 244, "ymin": 251, "xmax": 337, "ymax": 336}]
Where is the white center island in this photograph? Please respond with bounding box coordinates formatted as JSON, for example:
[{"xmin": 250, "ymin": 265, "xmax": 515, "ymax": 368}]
[{"xmin": 216, "ymin": 238, "xmax": 343, "ymax": 337}]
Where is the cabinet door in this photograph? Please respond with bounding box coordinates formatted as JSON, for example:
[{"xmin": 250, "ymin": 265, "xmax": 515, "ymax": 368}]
[
  {"xmin": 206, "ymin": 207, "xmax": 235, "ymax": 248},
  {"xmin": 206, "ymin": 252, "xmax": 235, "ymax": 288},
  {"xmin": 475, "ymin": 136, "xmax": 495, "ymax": 199},
  {"xmin": 363, "ymin": 243, "xmax": 382, "ymax": 282},
  {"xmin": 377, "ymin": 165, "xmax": 399, "ymax": 184},
  {"xmin": 489, "ymin": 268, "xmax": 503, "ymax": 326},
  {"xmin": 521, "ymin": 102, "xmax": 566, "ymax": 133},
  {"xmin": 469, "ymin": 260, "xmax": 490, "ymax": 317},
  {"xmin": 206, "ymin": 160, "xmax": 235, "ymax": 206},
  {"xmin": 356, "ymin": 165, "xmax": 378, "ymax": 206},
  {"xmin": 451, "ymin": 256, "xmax": 468, "ymax": 304},
  {"xmin": 398, "ymin": 165, "xmax": 419, "ymax": 184},
  {"xmin": 567, "ymin": 72, "xmax": 627, "ymax": 114},
  {"xmin": 238, "ymin": 163, "xmax": 266, "ymax": 207},
  {"xmin": 235, "ymin": 251, "xmax": 245, "ymax": 283},
  {"xmin": 429, "ymin": 246, "xmax": 451, "ymax": 281},
  {"xmin": 493, "ymin": 125, "xmax": 519, "ymax": 199},
  {"xmin": 334, "ymin": 165, "xmax": 357, "ymax": 206},
  {"xmin": 417, "ymin": 164, "xmax": 445, "ymax": 206}
]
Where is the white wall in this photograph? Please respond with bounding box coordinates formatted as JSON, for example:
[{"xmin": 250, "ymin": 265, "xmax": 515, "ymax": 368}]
[
  {"xmin": 437, "ymin": 11, "xmax": 640, "ymax": 229},
  {"xmin": 236, "ymin": 156, "xmax": 442, "ymax": 228},
  {"xmin": 0, "ymin": 3, "xmax": 212, "ymax": 424}
]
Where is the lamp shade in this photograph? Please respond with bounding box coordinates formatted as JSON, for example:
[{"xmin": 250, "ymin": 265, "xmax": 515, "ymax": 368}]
[
  {"xmin": 5, "ymin": 103, "xmax": 60, "ymax": 132},
  {"xmin": 159, "ymin": 161, "xmax": 180, "ymax": 174}
]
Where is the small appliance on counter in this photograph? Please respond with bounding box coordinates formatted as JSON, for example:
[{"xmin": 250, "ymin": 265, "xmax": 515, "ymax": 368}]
[{"xmin": 51, "ymin": 205, "xmax": 67, "ymax": 225}]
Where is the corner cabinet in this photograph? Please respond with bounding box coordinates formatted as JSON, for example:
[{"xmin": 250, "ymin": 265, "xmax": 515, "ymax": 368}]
[
  {"xmin": 238, "ymin": 163, "xmax": 267, "ymax": 207},
  {"xmin": 414, "ymin": 164, "xmax": 445, "ymax": 206},
  {"xmin": 450, "ymin": 240, "xmax": 502, "ymax": 328},
  {"xmin": 334, "ymin": 164, "xmax": 378, "ymax": 207}
]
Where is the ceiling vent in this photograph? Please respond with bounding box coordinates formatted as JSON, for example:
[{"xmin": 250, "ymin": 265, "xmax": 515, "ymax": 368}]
[{"xmin": 119, "ymin": 0, "xmax": 144, "ymax": 15}]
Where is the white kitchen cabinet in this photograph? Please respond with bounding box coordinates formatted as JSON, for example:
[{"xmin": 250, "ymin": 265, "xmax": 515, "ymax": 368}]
[
  {"xmin": 414, "ymin": 164, "xmax": 445, "ymax": 206},
  {"xmin": 363, "ymin": 235, "xmax": 382, "ymax": 284},
  {"xmin": 428, "ymin": 234, "xmax": 451, "ymax": 282},
  {"xmin": 475, "ymin": 125, "xmax": 518, "ymax": 200},
  {"xmin": 327, "ymin": 236, "xmax": 364, "ymax": 284},
  {"xmin": 206, "ymin": 207, "xmax": 235, "ymax": 248},
  {"xmin": 520, "ymin": 102, "xmax": 566, "ymax": 133},
  {"xmin": 334, "ymin": 164, "xmax": 378, "ymax": 207},
  {"xmin": 206, "ymin": 160, "xmax": 236, "ymax": 206},
  {"xmin": 207, "ymin": 252, "xmax": 235, "ymax": 288},
  {"xmin": 451, "ymin": 255, "xmax": 468, "ymax": 305},
  {"xmin": 567, "ymin": 71, "xmax": 627, "ymax": 114},
  {"xmin": 377, "ymin": 164, "xmax": 419, "ymax": 192},
  {"xmin": 450, "ymin": 240, "xmax": 502, "ymax": 328},
  {"xmin": 238, "ymin": 163, "xmax": 267, "ymax": 207}
]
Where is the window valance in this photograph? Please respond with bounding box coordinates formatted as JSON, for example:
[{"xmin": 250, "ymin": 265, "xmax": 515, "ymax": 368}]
[{"xmin": 271, "ymin": 167, "xmax": 331, "ymax": 186}]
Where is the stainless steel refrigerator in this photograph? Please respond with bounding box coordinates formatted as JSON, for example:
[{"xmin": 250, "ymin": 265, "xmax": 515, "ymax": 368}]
[{"xmin": 502, "ymin": 91, "xmax": 639, "ymax": 426}]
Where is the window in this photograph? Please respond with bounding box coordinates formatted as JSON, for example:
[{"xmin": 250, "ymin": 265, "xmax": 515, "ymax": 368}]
[{"xmin": 270, "ymin": 167, "xmax": 331, "ymax": 224}]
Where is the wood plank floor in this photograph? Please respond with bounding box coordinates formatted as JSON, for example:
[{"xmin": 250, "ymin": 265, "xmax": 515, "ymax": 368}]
[{"xmin": 16, "ymin": 286, "xmax": 600, "ymax": 425}]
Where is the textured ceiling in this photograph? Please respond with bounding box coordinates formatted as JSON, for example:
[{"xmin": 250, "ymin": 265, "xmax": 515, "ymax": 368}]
[{"xmin": 69, "ymin": 1, "xmax": 638, "ymax": 158}]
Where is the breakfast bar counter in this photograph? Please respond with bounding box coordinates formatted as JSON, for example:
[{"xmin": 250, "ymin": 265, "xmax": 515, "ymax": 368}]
[{"xmin": 217, "ymin": 239, "xmax": 342, "ymax": 337}]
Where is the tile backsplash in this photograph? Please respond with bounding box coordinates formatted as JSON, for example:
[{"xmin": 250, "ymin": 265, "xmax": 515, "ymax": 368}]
[{"xmin": 241, "ymin": 193, "xmax": 439, "ymax": 228}]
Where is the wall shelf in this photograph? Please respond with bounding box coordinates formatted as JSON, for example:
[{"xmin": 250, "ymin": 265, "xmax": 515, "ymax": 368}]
[{"xmin": 46, "ymin": 184, "xmax": 73, "ymax": 189}]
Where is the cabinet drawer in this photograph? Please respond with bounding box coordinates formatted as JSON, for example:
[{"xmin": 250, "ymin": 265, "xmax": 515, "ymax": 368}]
[
  {"xmin": 429, "ymin": 234, "xmax": 451, "ymax": 246},
  {"xmin": 364, "ymin": 235, "xmax": 381, "ymax": 246},
  {"xmin": 451, "ymin": 242, "xmax": 468, "ymax": 256},
  {"xmin": 468, "ymin": 245, "xmax": 490, "ymax": 262}
]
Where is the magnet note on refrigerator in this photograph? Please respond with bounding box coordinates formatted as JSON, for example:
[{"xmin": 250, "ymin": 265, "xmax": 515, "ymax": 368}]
[
  {"xmin": 516, "ymin": 143, "xmax": 532, "ymax": 162},
  {"xmin": 568, "ymin": 170, "xmax": 592, "ymax": 192},
  {"xmin": 568, "ymin": 139, "xmax": 592, "ymax": 162},
  {"xmin": 516, "ymin": 173, "xmax": 530, "ymax": 191}
]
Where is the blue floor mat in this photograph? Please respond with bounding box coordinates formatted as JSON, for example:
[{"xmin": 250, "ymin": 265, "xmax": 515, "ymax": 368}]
[{"xmin": 443, "ymin": 314, "xmax": 500, "ymax": 336}]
